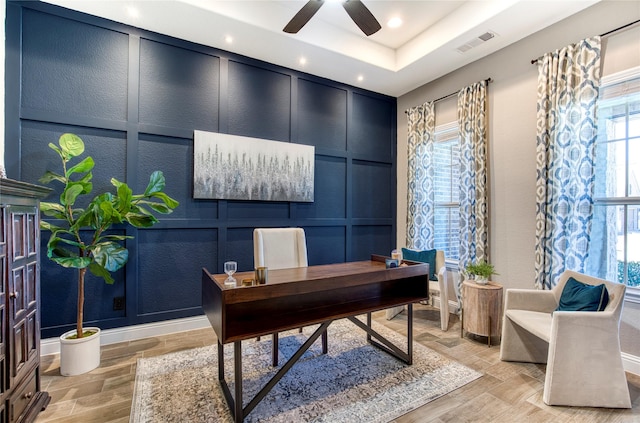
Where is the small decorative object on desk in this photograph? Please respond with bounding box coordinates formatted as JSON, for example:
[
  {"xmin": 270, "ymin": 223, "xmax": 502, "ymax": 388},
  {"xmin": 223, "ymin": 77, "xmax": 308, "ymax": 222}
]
[
  {"xmin": 223, "ymin": 261, "xmax": 237, "ymax": 286},
  {"xmin": 391, "ymin": 249, "xmax": 402, "ymax": 261},
  {"xmin": 385, "ymin": 258, "xmax": 399, "ymax": 268},
  {"xmin": 255, "ymin": 266, "xmax": 268, "ymax": 284},
  {"xmin": 465, "ymin": 260, "xmax": 498, "ymax": 285}
]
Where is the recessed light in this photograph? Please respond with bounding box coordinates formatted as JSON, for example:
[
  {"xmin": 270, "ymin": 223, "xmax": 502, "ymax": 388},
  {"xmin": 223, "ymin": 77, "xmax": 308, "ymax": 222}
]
[
  {"xmin": 126, "ymin": 6, "xmax": 139, "ymax": 19},
  {"xmin": 299, "ymin": 57, "xmax": 307, "ymax": 66},
  {"xmin": 357, "ymin": 75, "xmax": 364, "ymax": 82},
  {"xmin": 387, "ymin": 17, "xmax": 402, "ymax": 28},
  {"xmin": 225, "ymin": 35, "xmax": 233, "ymax": 44}
]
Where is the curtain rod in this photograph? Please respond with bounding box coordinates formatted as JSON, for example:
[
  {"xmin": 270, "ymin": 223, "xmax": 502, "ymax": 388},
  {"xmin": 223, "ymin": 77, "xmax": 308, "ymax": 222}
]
[
  {"xmin": 404, "ymin": 78, "xmax": 492, "ymax": 114},
  {"xmin": 530, "ymin": 18, "xmax": 640, "ymax": 64}
]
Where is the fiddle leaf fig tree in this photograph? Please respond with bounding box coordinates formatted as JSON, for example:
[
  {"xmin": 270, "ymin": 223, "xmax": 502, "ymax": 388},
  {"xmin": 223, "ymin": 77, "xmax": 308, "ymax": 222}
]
[{"xmin": 39, "ymin": 133, "xmax": 179, "ymax": 338}]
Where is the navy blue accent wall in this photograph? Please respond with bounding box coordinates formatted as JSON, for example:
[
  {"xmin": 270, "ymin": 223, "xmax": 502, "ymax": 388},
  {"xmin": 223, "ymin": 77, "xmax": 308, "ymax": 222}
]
[{"xmin": 5, "ymin": 1, "xmax": 397, "ymax": 338}]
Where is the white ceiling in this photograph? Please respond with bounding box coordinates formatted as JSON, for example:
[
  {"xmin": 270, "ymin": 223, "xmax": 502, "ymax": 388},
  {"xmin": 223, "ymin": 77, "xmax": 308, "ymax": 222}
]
[{"xmin": 42, "ymin": 0, "xmax": 600, "ymax": 97}]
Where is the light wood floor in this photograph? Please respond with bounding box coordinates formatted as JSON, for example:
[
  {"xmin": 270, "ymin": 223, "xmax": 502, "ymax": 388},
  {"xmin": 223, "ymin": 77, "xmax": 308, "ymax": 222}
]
[{"xmin": 35, "ymin": 304, "xmax": 640, "ymax": 422}]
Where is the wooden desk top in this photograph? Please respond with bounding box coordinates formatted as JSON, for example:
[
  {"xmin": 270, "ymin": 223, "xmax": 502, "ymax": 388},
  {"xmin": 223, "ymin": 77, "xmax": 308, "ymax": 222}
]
[
  {"xmin": 205, "ymin": 258, "xmax": 430, "ymax": 304},
  {"xmin": 202, "ymin": 257, "xmax": 430, "ymax": 342}
]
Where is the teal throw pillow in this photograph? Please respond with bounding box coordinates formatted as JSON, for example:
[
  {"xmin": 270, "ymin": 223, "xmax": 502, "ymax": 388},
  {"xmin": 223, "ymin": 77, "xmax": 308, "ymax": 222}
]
[
  {"xmin": 401, "ymin": 248, "xmax": 438, "ymax": 281},
  {"xmin": 556, "ymin": 276, "xmax": 609, "ymax": 312}
]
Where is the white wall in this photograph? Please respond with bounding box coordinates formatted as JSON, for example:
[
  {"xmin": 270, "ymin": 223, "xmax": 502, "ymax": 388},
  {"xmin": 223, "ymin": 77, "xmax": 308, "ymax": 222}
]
[{"xmin": 397, "ymin": 1, "xmax": 640, "ymax": 357}]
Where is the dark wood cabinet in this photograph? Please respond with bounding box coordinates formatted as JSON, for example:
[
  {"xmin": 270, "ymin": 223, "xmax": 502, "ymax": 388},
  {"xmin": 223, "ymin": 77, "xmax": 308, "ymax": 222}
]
[{"xmin": 0, "ymin": 179, "xmax": 50, "ymax": 423}]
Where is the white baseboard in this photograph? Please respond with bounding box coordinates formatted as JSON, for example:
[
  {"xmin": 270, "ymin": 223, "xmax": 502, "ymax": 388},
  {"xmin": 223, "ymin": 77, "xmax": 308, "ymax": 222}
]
[
  {"xmin": 40, "ymin": 315, "xmax": 211, "ymax": 356},
  {"xmin": 622, "ymin": 352, "xmax": 640, "ymax": 376},
  {"xmin": 39, "ymin": 315, "xmax": 640, "ymax": 377}
]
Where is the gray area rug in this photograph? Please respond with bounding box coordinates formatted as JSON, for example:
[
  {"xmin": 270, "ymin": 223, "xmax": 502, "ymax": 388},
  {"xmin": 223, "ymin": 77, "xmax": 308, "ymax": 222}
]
[{"xmin": 130, "ymin": 318, "xmax": 482, "ymax": 422}]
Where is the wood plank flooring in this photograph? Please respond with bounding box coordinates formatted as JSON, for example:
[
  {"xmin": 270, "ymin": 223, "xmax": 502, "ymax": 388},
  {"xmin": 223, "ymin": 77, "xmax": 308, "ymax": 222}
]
[{"xmin": 35, "ymin": 304, "xmax": 640, "ymax": 422}]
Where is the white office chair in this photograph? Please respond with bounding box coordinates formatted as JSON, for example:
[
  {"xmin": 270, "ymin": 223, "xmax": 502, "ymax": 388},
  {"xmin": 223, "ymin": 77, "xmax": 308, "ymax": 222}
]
[
  {"xmin": 385, "ymin": 250, "xmax": 450, "ymax": 331},
  {"xmin": 253, "ymin": 227, "xmax": 308, "ymax": 270},
  {"xmin": 253, "ymin": 228, "xmax": 326, "ymax": 365}
]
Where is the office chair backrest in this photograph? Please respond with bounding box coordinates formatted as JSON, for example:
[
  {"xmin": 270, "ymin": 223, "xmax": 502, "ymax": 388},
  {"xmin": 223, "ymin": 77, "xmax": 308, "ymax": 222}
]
[{"xmin": 253, "ymin": 227, "xmax": 308, "ymax": 270}]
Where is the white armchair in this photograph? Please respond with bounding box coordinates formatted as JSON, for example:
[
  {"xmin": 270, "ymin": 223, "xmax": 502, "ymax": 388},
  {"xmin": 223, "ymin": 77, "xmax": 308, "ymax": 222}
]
[
  {"xmin": 500, "ymin": 270, "xmax": 631, "ymax": 408},
  {"xmin": 386, "ymin": 250, "xmax": 450, "ymax": 331}
]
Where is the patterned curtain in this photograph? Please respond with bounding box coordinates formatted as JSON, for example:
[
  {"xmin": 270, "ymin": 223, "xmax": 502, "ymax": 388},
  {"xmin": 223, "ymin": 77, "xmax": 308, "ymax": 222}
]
[
  {"xmin": 405, "ymin": 102, "xmax": 435, "ymax": 250},
  {"xmin": 534, "ymin": 36, "xmax": 601, "ymax": 290},
  {"xmin": 457, "ymin": 80, "xmax": 489, "ymax": 299}
]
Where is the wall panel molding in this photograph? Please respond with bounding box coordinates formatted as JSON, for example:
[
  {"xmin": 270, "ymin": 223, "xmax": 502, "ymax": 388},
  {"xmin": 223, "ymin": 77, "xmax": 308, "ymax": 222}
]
[{"xmin": 6, "ymin": 0, "xmax": 397, "ymax": 338}]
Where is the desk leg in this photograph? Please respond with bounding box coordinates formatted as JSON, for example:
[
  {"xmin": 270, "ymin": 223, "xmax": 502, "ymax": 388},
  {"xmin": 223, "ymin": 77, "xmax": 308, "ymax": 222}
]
[
  {"xmin": 349, "ymin": 313, "xmax": 412, "ymax": 365},
  {"xmin": 234, "ymin": 341, "xmax": 243, "ymax": 423},
  {"xmin": 243, "ymin": 321, "xmax": 332, "ymax": 419},
  {"xmin": 272, "ymin": 333, "xmax": 279, "ymax": 367},
  {"xmin": 407, "ymin": 303, "xmax": 413, "ymax": 365},
  {"xmin": 322, "ymin": 329, "xmax": 328, "ymax": 354},
  {"xmin": 217, "ymin": 341, "xmax": 236, "ymax": 418},
  {"xmin": 218, "ymin": 340, "xmax": 224, "ymax": 381}
]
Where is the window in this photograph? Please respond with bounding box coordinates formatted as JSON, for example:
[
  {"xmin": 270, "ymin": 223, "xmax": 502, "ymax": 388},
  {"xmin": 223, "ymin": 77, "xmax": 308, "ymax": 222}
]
[
  {"xmin": 432, "ymin": 122, "xmax": 460, "ymax": 261},
  {"xmin": 588, "ymin": 66, "xmax": 640, "ymax": 301}
]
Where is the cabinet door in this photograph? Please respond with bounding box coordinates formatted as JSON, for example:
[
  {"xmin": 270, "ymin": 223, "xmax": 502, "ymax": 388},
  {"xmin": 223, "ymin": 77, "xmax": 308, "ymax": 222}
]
[
  {"xmin": 0, "ymin": 207, "xmax": 7, "ymax": 400},
  {"xmin": 7, "ymin": 206, "xmax": 40, "ymax": 387}
]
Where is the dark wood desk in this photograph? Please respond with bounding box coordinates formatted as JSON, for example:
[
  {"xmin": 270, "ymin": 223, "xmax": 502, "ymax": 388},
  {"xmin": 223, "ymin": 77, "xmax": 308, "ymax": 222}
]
[{"xmin": 202, "ymin": 255, "xmax": 429, "ymax": 422}]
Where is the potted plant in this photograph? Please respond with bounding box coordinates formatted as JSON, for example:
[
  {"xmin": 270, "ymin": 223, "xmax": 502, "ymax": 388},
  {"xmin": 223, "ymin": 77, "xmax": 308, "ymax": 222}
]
[
  {"xmin": 465, "ymin": 260, "xmax": 498, "ymax": 285},
  {"xmin": 39, "ymin": 133, "xmax": 179, "ymax": 375}
]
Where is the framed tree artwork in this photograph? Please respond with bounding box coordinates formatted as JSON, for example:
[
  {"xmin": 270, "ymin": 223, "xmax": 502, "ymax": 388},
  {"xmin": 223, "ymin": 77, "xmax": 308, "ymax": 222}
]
[{"xmin": 193, "ymin": 130, "xmax": 315, "ymax": 202}]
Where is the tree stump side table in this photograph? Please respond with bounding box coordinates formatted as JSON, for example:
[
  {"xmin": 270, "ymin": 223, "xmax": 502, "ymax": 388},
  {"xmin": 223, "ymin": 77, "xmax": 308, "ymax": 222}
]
[{"xmin": 461, "ymin": 280, "xmax": 503, "ymax": 347}]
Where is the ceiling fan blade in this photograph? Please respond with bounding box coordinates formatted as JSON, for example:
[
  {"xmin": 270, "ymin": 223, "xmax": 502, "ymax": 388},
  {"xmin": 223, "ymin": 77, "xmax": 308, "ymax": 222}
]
[
  {"xmin": 283, "ymin": 0, "xmax": 325, "ymax": 34},
  {"xmin": 342, "ymin": 0, "xmax": 381, "ymax": 36}
]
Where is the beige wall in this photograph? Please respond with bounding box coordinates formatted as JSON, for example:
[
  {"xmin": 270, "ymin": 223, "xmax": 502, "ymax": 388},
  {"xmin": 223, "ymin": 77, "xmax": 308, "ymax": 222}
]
[{"xmin": 397, "ymin": 1, "xmax": 640, "ymax": 358}]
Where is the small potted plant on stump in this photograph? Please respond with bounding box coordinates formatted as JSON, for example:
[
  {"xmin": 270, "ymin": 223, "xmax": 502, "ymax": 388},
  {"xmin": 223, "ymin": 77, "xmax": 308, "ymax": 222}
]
[
  {"xmin": 39, "ymin": 133, "xmax": 179, "ymax": 376},
  {"xmin": 465, "ymin": 260, "xmax": 498, "ymax": 285}
]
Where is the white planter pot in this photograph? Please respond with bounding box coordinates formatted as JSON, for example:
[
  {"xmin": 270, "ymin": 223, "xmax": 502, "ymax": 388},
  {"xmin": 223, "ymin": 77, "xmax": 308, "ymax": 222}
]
[
  {"xmin": 475, "ymin": 276, "xmax": 489, "ymax": 285},
  {"xmin": 59, "ymin": 327, "xmax": 101, "ymax": 376}
]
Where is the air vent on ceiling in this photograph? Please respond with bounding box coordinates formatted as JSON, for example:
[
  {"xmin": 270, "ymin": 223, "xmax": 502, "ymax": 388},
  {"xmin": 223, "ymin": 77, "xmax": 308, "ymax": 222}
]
[{"xmin": 456, "ymin": 31, "xmax": 497, "ymax": 54}]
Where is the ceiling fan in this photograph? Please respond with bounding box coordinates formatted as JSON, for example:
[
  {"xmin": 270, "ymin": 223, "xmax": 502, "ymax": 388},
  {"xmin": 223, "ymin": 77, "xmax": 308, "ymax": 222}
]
[{"xmin": 283, "ymin": 0, "xmax": 382, "ymax": 36}]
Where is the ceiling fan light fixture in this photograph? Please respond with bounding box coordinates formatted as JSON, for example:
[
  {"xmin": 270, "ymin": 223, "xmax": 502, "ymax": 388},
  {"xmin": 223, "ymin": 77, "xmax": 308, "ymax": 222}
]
[
  {"xmin": 387, "ymin": 17, "xmax": 403, "ymax": 29},
  {"xmin": 283, "ymin": 0, "xmax": 381, "ymax": 36},
  {"xmin": 342, "ymin": 0, "xmax": 381, "ymax": 36},
  {"xmin": 283, "ymin": 0, "xmax": 324, "ymax": 34}
]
